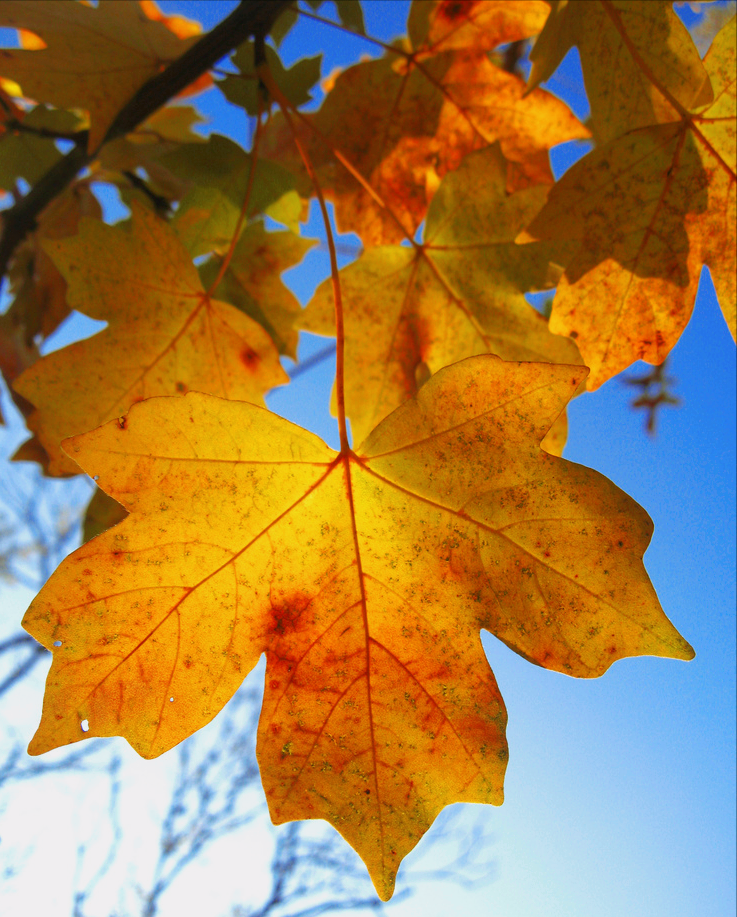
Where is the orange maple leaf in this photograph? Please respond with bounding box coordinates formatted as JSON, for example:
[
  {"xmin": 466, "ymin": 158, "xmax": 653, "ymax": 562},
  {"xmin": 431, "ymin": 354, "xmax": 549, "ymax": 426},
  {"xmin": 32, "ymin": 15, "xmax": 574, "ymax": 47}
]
[
  {"xmin": 409, "ymin": 0, "xmax": 550, "ymax": 56},
  {"xmin": 259, "ymin": 13, "xmax": 588, "ymax": 245},
  {"xmin": 23, "ymin": 355, "xmax": 693, "ymax": 899}
]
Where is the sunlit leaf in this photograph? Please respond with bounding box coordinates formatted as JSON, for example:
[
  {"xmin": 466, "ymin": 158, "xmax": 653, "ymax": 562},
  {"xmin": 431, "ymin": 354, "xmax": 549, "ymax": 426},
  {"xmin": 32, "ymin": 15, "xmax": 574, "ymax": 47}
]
[
  {"xmin": 23, "ymin": 356, "xmax": 692, "ymax": 898},
  {"xmin": 302, "ymin": 145, "xmax": 582, "ymax": 446},
  {"xmin": 528, "ymin": 0, "xmax": 712, "ymax": 143},
  {"xmin": 0, "ymin": 0, "xmax": 202, "ymax": 151},
  {"xmin": 520, "ymin": 16, "xmax": 735, "ymax": 384},
  {"xmin": 262, "ymin": 40, "xmax": 588, "ymax": 244},
  {"xmin": 13, "ymin": 203, "xmax": 287, "ymax": 475}
]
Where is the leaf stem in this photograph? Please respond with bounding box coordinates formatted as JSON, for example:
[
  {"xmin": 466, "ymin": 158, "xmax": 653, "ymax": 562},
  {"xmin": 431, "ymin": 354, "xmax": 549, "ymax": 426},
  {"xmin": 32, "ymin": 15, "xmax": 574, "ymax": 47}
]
[
  {"xmin": 258, "ymin": 64, "xmax": 350, "ymax": 453},
  {"xmin": 295, "ymin": 7, "xmax": 409, "ymax": 58},
  {"xmin": 206, "ymin": 95, "xmax": 264, "ymax": 295},
  {"xmin": 273, "ymin": 92, "xmax": 419, "ymax": 248}
]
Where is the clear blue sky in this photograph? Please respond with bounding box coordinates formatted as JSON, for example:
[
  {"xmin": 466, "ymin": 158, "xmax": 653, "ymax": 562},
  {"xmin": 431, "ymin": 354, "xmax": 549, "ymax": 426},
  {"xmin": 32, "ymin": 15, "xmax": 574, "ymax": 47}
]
[{"xmin": 1, "ymin": 3, "xmax": 734, "ymax": 916}]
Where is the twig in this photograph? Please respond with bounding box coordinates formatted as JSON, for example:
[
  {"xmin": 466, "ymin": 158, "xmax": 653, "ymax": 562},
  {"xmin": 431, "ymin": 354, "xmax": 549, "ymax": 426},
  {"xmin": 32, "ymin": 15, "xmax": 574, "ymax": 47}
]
[{"xmin": 0, "ymin": 0, "xmax": 292, "ymax": 288}]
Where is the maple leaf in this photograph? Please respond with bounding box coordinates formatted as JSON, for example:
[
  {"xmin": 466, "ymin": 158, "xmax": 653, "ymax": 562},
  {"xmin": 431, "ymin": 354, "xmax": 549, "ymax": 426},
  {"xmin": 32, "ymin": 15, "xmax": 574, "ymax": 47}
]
[
  {"xmin": 408, "ymin": 0, "xmax": 550, "ymax": 56},
  {"xmin": 0, "ymin": 104, "xmax": 86, "ymax": 194},
  {"xmin": 200, "ymin": 221, "xmax": 317, "ymax": 360},
  {"xmin": 0, "ymin": 0, "xmax": 202, "ymax": 152},
  {"xmin": 519, "ymin": 16, "xmax": 736, "ymax": 386},
  {"xmin": 218, "ymin": 40, "xmax": 322, "ymax": 116},
  {"xmin": 527, "ymin": 0, "xmax": 713, "ymax": 143},
  {"xmin": 13, "ymin": 203, "xmax": 287, "ymax": 476},
  {"xmin": 22, "ymin": 355, "xmax": 693, "ymax": 899},
  {"xmin": 301, "ymin": 145, "xmax": 582, "ymax": 447},
  {"xmin": 5, "ymin": 180, "xmax": 102, "ymax": 346},
  {"xmin": 259, "ymin": 15, "xmax": 588, "ymax": 244},
  {"xmin": 160, "ymin": 134, "xmax": 303, "ymax": 254}
]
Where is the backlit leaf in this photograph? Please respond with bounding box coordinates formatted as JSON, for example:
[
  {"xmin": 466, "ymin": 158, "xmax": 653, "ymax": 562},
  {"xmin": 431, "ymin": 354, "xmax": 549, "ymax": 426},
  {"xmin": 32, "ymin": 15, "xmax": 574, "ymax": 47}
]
[
  {"xmin": 5, "ymin": 180, "xmax": 102, "ymax": 347},
  {"xmin": 261, "ymin": 41, "xmax": 588, "ymax": 244},
  {"xmin": 13, "ymin": 203, "xmax": 287, "ymax": 476},
  {"xmin": 410, "ymin": 0, "xmax": 549, "ymax": 55},
  {"xmin": 0, "ymin": 0, "xmax": 202, "ymax": 151},
  {"xmin": 199, "ymin": 222, "xmax": 317, "ymax": 359},
  {"xmin": 219, "ymin": 42, "xmax": 322, "ymax": 116},
  {"xmin": 528, "ymin": 0, "xmax": 712, "ymax": 143},
  {"xmin": 23, "ymin": 355, "xmax": 692, "ymax": 898},
  {"xmin": 161, "ymin": 134, "xmax": 302, "ymax": 253},
  {"xmin": 0, "ymin": 104, "xmax": 85, "ymax": 192},
  {"xmin": 520, "ymin": 16, "xmax": 735, "ymax": 384},
  {"xmin": 302, "ymin": 145, "xmax": 582, "ymax": 446}
]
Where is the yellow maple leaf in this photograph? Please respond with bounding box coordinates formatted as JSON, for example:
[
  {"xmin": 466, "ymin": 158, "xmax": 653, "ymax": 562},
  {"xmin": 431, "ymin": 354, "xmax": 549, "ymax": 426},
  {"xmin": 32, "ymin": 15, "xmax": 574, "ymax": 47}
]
[
  {"xmin": 13, "ymin": 202, "xmax": 287, "ymax": 475},
  {"xmin": 528, "ymin": 0, "xmax": 713, "ymax": 143},
  {"xmin": 0, "ymin": 0, "xmax": 202, "ymax": 152},
  {"xmin": 23, "ymin": 355, "xmax": 692, "ymax": 899},
  {"xmin": 519, "ymin": 17, "xmax": 736, "ymax": 386}
]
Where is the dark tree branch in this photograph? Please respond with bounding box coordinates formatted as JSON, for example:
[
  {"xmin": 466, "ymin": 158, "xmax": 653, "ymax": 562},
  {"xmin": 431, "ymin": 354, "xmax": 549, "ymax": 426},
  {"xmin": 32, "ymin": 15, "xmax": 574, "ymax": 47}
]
[{"xmin": 0, "ymin": 0, "xmax": 292, "ymax": 288}]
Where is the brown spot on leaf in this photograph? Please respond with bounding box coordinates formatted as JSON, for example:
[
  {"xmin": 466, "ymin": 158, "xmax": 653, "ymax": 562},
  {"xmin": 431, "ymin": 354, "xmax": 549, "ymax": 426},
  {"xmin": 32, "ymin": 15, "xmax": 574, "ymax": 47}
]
[
  {"xmin": 267, "ymin": 591, "xmax": 313, "ymax": 639},
  {"xmin": 240, "ymin": 346, "xmax": 260, "ymax": 370},
  {"xmin": 438, "ymin": 0, "xmax": 475, "ymax": 23}
]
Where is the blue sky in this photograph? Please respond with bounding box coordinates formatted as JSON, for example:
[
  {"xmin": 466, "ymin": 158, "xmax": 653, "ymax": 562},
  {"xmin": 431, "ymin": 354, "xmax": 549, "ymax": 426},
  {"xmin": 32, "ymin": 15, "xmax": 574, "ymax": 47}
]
[{"xmin": 0, "ymin": 3, "xmax": 734, "ymax": 916}]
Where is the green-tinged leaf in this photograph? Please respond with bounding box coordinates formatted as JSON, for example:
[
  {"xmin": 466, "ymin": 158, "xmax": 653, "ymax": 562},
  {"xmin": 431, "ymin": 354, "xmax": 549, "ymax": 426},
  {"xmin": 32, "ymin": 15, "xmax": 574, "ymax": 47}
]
[
  {"xmin": 0, "ymin": 105, "xmax": 84, "ymax": 191},
  {"xmin": 161, "ymin": 134, "xmax": 301, "ymax": 255},
  {"xmin": 335, "ymin": 0, "xmax": 366, "ymax": 34},
  {"xmin": 269, "ymin": 5, "xmax": 299, "ymax": 45},
  {"xmin": 220, "ymin": 42, "xmax": 322, "ymax": 115}
]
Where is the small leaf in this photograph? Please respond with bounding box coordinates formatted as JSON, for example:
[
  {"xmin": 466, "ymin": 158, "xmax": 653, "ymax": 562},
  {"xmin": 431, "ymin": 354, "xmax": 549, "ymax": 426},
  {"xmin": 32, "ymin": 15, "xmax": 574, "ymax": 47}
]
[
  {"xmin": 161, "ymin": 134, "xmax": 301, "ymax": 255},
  {"xmin": 199, "ymin": 222, "xmax": 317, "ymax": 359},
  {"xmin": 219, "ymin": 42, "xmax": 322, "ymax": 115}
]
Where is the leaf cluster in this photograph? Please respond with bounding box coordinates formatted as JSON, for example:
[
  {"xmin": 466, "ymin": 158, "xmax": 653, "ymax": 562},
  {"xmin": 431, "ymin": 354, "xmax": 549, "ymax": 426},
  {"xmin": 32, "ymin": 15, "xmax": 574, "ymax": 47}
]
[{"xmin": 0, "ymin": 0, "xmax": 732, "ymax": 901}]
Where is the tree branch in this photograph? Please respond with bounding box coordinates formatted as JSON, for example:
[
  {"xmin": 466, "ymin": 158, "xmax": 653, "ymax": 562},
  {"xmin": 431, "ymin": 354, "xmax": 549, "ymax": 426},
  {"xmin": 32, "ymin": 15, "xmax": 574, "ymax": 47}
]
[{"xmin": 0, "ymin": 0, "xmax": 292, "ymax": 288}]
